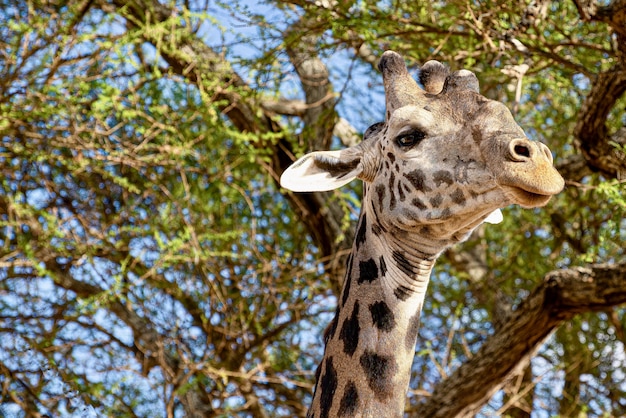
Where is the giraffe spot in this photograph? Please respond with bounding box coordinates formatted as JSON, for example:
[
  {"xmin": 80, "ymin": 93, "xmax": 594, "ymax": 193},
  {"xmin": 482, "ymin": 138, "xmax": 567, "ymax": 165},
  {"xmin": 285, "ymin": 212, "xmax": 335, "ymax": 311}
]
[
  {"xmin": 397, "ymin": 181, "xmax": 406, "ymax": 202},
  {"xmin": 387, "ymin": 152, "xmax": 396, "ymax": 163},
  {"xmin": 453, "ymin": 157, "xmax": 475, "ymax": 184},
  {"xmin": 388, "ymin": 172, "xmax": 396, "ymax": 210},
  {"xmin": 369, "ymin": 301, "xmax": 395, "ymax": 332},
  {"xmin": 405, "ymin": 311, "xmax": 422, "ymax": 352},
  {"xmin": 338, "ymin": 380, "xmax": 359, "ymax": 416},
  {"xmin": 433, "ymin": 170, "xmax": 454, "ymax": 187},
  {"xmin": 358, "ymin": 258, "xmax": 378, "ymax": 284},
  {"xmin": 375, "ymin": 184, "xmax": 386, "ymax": 210},
  {"xmin": 324, "ymin": 308, "xmax": 339, "ymax": 344},
  {"xmin": 392, "ymin": 250, "xmax": 415, "ymax": 276},
  {"xmin": 429, "ymin": 193, "xmax": 443, "ymax": 208},
  {"xmin": 372, "ymin": 224, "xmax": 383, "ymax": 236},
  {"xmin": 404, "ymin": 169, "xmax": 431, "ymax": 192},
  {"xmin": 379, "ymin": 255, "xmax": 387, "ymax": 277},
  {"xmin": 370, "ymin": 203, "xmax": 387, "ymax": 234},
  {"xmin": 339, "ymin": 302, "xmax": 360, "ymax": 356},
  {"xmin": 441, "ymin": 207, "xmax": 452, "ymax": 219},
  {"xmin": 451, "ymin": 188, "xmax": 466, "ymax": 205},
  {"xmin": 412, "ymin": 197, "xmax": 427, "ymax": 210},
  {"xmin": 393, "ymin": 285, "xmax": 412, "ymax": 301},
  {"xmin": 359, "ymin": 350, "xmax": 397, "ymax": 400},
  {"xmin": 314, "ymin": 362, "xmax": 322, "ymax": 390},
  {"xmin": 341, "ymin": 255, "xmax": 354, "ymax": 307},
  {"xmin": 402, "ymin": 209, "xmax": 420, "ymax": 221},
  {"xmin": 355, "ymin": 214, "xmax": 368, "ymax": 250},
  {"xmin": 319, "ymin": 357, "xmax": 338, "ymax": 418}
]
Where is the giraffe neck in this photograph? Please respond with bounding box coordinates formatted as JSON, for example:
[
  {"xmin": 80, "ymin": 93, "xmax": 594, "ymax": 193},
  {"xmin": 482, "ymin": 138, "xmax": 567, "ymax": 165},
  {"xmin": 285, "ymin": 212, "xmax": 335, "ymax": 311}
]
[{"xmin": 308, "ymin": 208, "xmax": 445, "ymax": 418}]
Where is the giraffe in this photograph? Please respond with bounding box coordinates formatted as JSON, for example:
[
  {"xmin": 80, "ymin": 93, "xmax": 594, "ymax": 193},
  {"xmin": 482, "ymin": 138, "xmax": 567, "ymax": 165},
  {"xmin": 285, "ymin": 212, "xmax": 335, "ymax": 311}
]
[{"xmin": 280, "ymin": 51, "xmax": 564, "ymax": 417}]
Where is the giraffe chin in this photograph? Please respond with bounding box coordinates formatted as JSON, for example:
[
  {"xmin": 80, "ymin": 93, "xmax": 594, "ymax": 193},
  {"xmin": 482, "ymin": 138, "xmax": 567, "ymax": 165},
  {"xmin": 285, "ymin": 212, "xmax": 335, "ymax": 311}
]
[{"xmin": 503, "ymin": 186, "xmax": 554, "ymax": 208}]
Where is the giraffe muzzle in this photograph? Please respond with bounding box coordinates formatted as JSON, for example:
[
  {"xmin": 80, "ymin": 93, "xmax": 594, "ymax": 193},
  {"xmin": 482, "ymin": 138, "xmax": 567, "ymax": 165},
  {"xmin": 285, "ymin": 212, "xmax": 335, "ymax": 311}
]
[{"xmin": 499, "ymin": 138, "xmax": 565, "ymax": 208}]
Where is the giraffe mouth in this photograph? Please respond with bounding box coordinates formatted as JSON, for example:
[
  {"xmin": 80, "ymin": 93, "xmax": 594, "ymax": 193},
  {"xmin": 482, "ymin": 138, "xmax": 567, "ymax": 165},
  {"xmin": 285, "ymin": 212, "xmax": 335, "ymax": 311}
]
[{"xmin": 503, "ymin": 186, "xmax": 553, "ymax": 208}]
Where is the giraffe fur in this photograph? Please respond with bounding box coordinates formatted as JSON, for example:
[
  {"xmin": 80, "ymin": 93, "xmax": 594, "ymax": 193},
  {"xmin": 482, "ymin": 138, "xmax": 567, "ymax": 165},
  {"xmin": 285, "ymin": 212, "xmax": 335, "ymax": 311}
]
[{"xmin": 281, "ymin": 51, "xmax": 564, "ymax": 417}]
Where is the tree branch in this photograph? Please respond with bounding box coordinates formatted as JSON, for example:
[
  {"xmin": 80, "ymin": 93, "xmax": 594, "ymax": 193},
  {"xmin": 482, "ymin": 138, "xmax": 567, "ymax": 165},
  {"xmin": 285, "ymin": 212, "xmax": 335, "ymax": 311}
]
[
  {"xmin": 104, "ymin": 0, "xmax": 354, "ymax": 285},
  {"xmin": 284, "ymin": 21, "xmax": 337, "ymax": 152},
  {"xmin": 419, "ymin": 263, "xmax": 626, "ymax": 418},
  {"xmin": 572, "ymin": 0, "xmax": 626, "ymax": 180},
  {"xmin": 44, "ymin": 260, "xmax": 214, "ymax": 417},
  {"xmin": 574, "ymin": 65, "xmax": 626, "ymax": 180}
]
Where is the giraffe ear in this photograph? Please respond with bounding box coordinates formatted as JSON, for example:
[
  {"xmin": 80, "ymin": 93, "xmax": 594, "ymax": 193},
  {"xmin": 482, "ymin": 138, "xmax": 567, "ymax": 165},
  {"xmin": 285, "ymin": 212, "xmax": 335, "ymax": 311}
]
[{"xmin": 280, "ymin": 150, "xmax": 363, "ymax": 192}]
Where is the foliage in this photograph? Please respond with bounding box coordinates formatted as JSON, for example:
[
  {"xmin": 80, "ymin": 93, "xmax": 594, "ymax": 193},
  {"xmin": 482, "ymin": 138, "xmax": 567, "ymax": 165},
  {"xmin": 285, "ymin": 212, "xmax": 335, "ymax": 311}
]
[{"xmin": 0, "ymin": 0, "xmax": 624, "ymax": 417}]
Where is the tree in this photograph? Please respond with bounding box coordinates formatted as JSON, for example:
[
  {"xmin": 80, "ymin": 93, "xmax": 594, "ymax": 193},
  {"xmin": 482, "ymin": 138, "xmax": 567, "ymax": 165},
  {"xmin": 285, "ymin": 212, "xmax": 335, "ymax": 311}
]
[{"xmin": 0, "ymin": 0, "xmax": 624, "ymax": 416}]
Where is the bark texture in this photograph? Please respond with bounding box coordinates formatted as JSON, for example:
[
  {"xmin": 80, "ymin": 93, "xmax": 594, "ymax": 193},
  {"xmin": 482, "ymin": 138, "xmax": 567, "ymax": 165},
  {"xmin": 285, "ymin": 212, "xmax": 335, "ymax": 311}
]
[
  {"xmin": 418, "ymin": 263, "xmax": 626, "ymax": 418},
  {"xmin": 573, "ymin": 0, "xmax": 626, "ymax": 180}
]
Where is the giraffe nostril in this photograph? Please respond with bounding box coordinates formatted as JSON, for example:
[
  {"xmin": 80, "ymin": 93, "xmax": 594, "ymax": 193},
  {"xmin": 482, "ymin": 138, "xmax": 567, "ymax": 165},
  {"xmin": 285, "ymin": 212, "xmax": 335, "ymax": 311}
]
[
  {"xmin": 508, "ymin": 139, "xmax": 534, "ymax": 161},
  {"xmin": 514, "ymin": 144, "xmax": 531, "ymax": 158}
]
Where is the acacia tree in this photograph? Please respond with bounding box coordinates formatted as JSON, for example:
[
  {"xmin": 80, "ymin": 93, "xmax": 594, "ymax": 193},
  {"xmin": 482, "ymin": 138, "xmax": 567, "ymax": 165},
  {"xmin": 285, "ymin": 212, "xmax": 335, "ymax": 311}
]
[{"xmin": 0, "ymin": 0, "xmax": 625, "ymax": 417}]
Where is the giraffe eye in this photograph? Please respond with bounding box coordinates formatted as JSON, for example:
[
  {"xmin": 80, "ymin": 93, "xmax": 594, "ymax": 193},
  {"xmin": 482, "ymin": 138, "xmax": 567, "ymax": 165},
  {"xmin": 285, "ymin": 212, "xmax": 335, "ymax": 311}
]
[{"xmin": 396, "ymin": 130, "xmax": 426, "ymax": 148}]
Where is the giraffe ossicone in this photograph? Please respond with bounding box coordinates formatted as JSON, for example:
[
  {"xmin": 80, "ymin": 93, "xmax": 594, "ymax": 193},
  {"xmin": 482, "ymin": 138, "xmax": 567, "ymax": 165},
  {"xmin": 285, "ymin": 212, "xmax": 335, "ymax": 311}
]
[{"xmin": 281, "ymin": 50, "xmax": 564, "ymax": 417}]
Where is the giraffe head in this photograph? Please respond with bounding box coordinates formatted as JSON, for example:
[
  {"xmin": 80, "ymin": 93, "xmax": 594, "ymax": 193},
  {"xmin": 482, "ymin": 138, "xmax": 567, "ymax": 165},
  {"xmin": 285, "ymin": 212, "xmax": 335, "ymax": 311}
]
[{"xmin": 281, "ymin": 51, "xmax": 564, "ymax": 243}]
